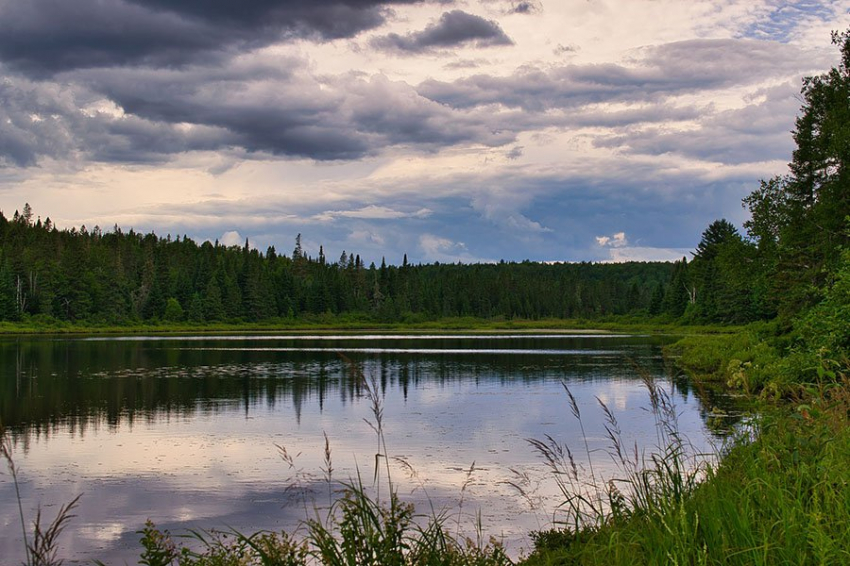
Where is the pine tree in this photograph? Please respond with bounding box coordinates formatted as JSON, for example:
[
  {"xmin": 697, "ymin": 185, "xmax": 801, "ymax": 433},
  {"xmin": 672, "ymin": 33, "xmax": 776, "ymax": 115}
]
[
  {"xmin": 772, "ymin": 29, "xmax": 850, "ymax": 316},
  {"xmin": 662, "ymin": 258, "xmax": 691, "ymax": 318},
  {"xmin": 163, "ymin": 297, "xmax": 184, "ymax": 322},
  {"xmin": 0, "ymin": 257, "xmax": 19, "ymax": 321}
]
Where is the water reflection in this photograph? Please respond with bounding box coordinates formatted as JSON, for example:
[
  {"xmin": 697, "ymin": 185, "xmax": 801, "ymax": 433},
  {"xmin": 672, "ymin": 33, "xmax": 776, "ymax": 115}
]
[{"xmin": 0, "ymin": 334, "xmax": 737, "ymax": 564}]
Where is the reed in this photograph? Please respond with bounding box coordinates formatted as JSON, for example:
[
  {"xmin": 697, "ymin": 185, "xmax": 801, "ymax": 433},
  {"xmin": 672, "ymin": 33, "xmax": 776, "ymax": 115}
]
[{"xmin": 520, "ymin": 375, "xmax": 850, "ymax": 565}]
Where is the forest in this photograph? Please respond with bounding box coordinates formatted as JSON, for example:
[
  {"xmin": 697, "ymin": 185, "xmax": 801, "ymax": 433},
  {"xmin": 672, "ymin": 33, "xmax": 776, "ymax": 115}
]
[
  {"xmin": 0, "ymin": 206, "xmax": 775, "ymax": 326},
  {"xmin": 1, "ymin": 180, "xmax": 836, "ymax": 328},
  {"xmin": 0, "ymin": 213, "xmax": 676, "ymax": 324}
]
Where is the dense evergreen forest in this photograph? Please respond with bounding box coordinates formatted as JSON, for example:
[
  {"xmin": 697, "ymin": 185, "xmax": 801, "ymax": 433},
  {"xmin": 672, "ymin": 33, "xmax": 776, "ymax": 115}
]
[
  {"xmin": 0, "ymin": 210, "xmax": 679, "ymax": 324},
  {"xmin": 1, "ymin": 32, "xmax": 847, "ymax": 329}
]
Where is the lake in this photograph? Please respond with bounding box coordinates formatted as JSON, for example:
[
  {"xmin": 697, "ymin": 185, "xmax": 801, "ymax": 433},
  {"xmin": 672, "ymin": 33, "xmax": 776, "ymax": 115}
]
[{"xmin": 0, "ymin": 333, "xmax": 732, "ymax": 564}]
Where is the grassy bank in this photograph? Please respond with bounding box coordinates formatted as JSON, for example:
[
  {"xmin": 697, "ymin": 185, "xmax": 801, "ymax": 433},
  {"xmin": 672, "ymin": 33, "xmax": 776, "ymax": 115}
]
[
  {"xmin": 520, "ymin": 307, "xmax": 850, "ymax": 565},
  {"xmin": 519, "ymin": 386, "xmax": 850, "ymax": 565}
]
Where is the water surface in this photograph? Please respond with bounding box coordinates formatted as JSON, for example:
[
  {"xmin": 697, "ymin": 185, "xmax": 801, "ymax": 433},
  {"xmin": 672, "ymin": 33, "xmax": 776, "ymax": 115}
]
[{"xmin": 0, "ymin": 333, "xmax": 731, "ymax": 563}]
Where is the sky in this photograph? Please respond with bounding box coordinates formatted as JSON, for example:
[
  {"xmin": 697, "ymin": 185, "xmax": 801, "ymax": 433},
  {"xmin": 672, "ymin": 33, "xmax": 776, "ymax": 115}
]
[{"xmin": 1, "ymin": 0, "xmax": 848, "ymax": 265}]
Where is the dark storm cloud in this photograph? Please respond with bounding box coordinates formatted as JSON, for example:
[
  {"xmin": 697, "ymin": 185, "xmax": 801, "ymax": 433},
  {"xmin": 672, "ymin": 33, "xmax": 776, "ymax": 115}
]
[
  {"xmin": 85, "ymin": 116, "xmax": 236, "ymax": 164},
  {"xmin": 371, "ymin": 10, "xmax": 513, "ymax": 53},
  {"xmin": 77, "ymin": 63, "xmax": 373, "ymax": 160},
  {"xmin": 0, "ymin": 76, "xmax": 81, "ymax": 166},
  {"xmin": 0, "ymin": 0, "xmax": 427, "ymax": 75},
  {"xmin": 0, "ymin": 69, "xmax": 237, "ymax": 166},
  {"xmin": 0, "ymin": 22, "xmax": 821, "ymax": 169},
  {"xmin": 418, "ymin": 39, "xmax": 816, "ymax": 110},
  {"xmin": 1, "ymin": 58, "xmax": 516, "ymax": 165},
  {"xmin": 0, "ymin": 46, "xmax": 713, "ymax": 169},
  {"xmin": 0, "ymin": 0, "xmax": 222, "ymax": 75}
]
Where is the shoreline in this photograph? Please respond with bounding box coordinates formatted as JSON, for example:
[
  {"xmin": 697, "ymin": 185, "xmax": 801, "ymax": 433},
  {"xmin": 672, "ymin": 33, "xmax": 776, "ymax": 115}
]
[{"xmin": 0, "ymin": 317, "xmax": 741, "ymax": 337}]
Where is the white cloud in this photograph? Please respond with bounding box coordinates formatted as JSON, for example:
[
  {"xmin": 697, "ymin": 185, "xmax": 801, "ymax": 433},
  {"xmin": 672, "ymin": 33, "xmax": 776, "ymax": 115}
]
[
  {"xmin": 595, "ymin": 230, "xmax": 689, "ymax": 262},
  {"xmin": 315, "ymin": 205, "xmax": 433, "ymax": 221},
  {"xmin": 349, "ymin": 228, "xmax": 386, "ymax": 247},
  {"xmin": 219, "ymin": 230, "xmax": 244, "ymax": 247},
  {"xmin": 471, "ymin": 190, "xmax": 552, "ymax": 237},
  {"xmin": 419, "ymin": 233, "xmax": 493, "ymax": 263},
  {"xmin": 595, "ymin": 231, "xmax": 628, "ymax": 248}
]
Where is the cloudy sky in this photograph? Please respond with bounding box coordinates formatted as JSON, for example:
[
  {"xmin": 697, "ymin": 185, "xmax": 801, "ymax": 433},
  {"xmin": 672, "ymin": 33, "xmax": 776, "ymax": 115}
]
[{"xmin": 1, "ymin": 0, "xmax": 847, "ymax": 264}]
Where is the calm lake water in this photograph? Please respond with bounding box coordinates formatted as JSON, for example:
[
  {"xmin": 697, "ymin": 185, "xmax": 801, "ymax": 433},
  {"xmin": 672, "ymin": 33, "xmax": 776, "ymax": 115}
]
[{"xmin": 0, "ymin": 333, "xmax": 733, "ymax": 564}]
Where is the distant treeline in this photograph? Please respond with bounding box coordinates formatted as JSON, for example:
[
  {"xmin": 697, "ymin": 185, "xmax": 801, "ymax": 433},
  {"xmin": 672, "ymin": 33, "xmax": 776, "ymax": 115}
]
[{"xmin": 0, "ymin": 210, "xmax": 683, "ymax": 324}]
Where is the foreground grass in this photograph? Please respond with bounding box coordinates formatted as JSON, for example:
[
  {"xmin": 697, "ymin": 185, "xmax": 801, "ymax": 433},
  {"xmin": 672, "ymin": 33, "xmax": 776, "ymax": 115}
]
[{"xmin": 519, "ymin": 384, "xmax": 850, "ymax": 565}]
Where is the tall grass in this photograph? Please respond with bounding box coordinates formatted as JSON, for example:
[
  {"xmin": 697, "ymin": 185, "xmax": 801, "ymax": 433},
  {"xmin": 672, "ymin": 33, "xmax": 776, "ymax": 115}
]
[
  {"xmin": 521, "ymin": 373, "xmax": 850, "ymax": 565},
  {"xmin": 518, "ymin": 369, "xmax": 711, "ymax": 547}
]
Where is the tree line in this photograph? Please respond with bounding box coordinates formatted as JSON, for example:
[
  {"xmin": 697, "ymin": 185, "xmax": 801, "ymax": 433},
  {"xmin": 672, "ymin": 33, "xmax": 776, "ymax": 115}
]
[{"xmin": 0, "ymin": 209, "xmax": 678, "ymax": 324}]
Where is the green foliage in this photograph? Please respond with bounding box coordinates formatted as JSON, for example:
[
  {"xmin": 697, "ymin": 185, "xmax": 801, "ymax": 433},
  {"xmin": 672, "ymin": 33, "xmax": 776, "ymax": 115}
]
[
  {"xmin": 668, "ymin": 322, "xmax": 804, "ymax": 397},
  {"xmin": 307, "ymin": 481, "xmax": 414, "ymax": 566},
  {"xmin": 138, "ymin": 520, "xmax": 179, "ymax": 566},
  {"xmin": 135, "ymin": 521, "xmax": 311, "ymax": 566},
  {"xmin": 672, "ymin": 247, "xmax": 849, "ymax": 397},
  {"xmin": 660, "ymin": 258, "xmax": 691, "ymax": 318},
  {"xmin": 163, "ymin": 297, "xmax": 185, "ymax": 322},
  {"xmin": 693, "ymin": 219, "xmax": 740, "ymax": 262},
  {"xmin": 795, "ymin": 248, "xmax": 850, "ymax": 374},
  {"xmin": 133, "ymin": 495, "xmax": 511, "ymax": 566},
  {"xmin": 187, "ymin": 293, "xmax": 205, "ymax": 323},
  {"xmin": 740, "ymin": 31, "xmax": 850, "ymax": 320}
]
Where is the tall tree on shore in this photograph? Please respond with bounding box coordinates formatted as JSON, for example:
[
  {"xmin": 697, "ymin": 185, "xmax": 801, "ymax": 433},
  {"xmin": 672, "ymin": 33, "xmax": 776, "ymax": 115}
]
[{"xmin": 764, "ymin": 30, "xmax": 850, "ymax": 317}]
